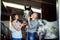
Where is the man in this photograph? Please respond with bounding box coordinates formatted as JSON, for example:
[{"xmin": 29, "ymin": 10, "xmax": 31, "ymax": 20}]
[{"xmin": 26, "ymin": 13, "xmax": 39, "ymax": 40}]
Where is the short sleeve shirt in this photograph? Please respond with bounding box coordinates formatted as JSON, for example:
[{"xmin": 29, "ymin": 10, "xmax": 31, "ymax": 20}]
[{"xmin": 11, "ymin": 20, "xmax": 22, "ymax": 38}]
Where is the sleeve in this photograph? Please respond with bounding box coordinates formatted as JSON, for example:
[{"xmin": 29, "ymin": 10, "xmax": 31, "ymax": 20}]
[{"xmin": 12, "ymin": 21, "xmax": 16, "ymax": 25}]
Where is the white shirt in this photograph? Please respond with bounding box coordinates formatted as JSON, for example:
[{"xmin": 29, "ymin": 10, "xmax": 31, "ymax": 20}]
[{"xmin": 11, "ymin": 20, "xmax": 22, "ymax": 38}]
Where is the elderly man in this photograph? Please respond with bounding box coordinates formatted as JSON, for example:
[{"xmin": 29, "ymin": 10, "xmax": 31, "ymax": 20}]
[{"xmin": 26, "ymin": 12, "xmax": 39, "ymax": 40}]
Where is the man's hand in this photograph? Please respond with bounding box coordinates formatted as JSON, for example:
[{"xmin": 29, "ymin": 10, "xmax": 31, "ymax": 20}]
[
  {"xmin": 28, "ymin": 16, "xmax": 30, "ymax": 22},
  {"xmin": 26, "ymin": 25, "xmax": 29, "ymax": 28}
]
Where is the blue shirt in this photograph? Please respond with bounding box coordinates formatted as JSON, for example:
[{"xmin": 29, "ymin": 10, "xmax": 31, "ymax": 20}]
[{"xmin": 26, "ymin": 19, "xmax": 39, "ymax": 33}]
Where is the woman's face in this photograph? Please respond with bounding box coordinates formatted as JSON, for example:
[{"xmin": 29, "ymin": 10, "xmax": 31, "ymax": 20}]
[{"xmin": 15, "ymin": 15, "xmax": 19, "ymax": 20}]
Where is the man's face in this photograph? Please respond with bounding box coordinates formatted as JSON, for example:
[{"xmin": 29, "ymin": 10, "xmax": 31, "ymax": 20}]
[{"xmin": 31, "ymin": 13, "xmax": 37, "ymax": 19}]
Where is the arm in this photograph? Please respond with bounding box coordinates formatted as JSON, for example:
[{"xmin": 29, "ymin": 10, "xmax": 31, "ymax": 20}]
[
  {"xmin": 26, "ymin": 21, "xmax": 37, "ymax": 29},
  {"xmin": 12, "ymin": 23, "xmax": 23, "ymax": 31},
  {"xmin": 27, "ymin": 16, "xmax": 38, "ymax": 29}
]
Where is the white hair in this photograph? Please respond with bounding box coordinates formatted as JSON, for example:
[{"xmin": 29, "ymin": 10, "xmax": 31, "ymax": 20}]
[{"xmin": 33, "ymin": 12, "xmax": 38, "ymax": 16}]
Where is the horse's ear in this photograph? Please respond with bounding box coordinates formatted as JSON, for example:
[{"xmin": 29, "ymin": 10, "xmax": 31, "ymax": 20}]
[{"xmin": 24, "ymin": 5, "xmax": 31, "ymax": 10}]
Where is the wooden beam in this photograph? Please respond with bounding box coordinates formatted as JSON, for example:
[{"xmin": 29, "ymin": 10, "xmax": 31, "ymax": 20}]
[{"xmin": 31, "ymin": 0, "xmax": 55, "ymax": 5}]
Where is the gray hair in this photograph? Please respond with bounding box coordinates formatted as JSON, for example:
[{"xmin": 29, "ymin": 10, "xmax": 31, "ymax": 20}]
[
  {"xmin": 33, "ymin": 12, "xmax": 38, "ymax": 16},
  {"xmin": 32, "ymin": 12, "xmax": 38, "ymax": 19}
]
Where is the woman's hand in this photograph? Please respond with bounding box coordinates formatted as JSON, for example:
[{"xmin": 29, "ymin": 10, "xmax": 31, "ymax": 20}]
[
  {"xmin": 12, "ymin": 23, "xmax": 21, "ymax": 31},
  {"xmin": 21, "ymin": 23, "xmax": 24, "ymax": 27}
]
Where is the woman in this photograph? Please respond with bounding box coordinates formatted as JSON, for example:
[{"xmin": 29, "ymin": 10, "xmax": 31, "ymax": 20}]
[{"xmin": 11, "ymin": 14, "xmax": 23, "ymax": 40}]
